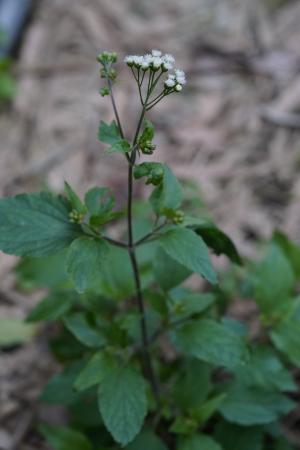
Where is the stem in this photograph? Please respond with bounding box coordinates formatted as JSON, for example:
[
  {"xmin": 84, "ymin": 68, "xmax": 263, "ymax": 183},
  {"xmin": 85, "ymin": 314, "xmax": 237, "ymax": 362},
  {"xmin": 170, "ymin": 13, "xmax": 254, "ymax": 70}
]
[
  {"xmin": 107, "ymin": 77, "xmax": 125, "ymax": 139},
  {"xmin": 127, "ymin": 162, "xmax": 160, "ymax": 405},
  {"xmin": 102, "ymin": 236, "xmax": 128, "ymax": 248}
]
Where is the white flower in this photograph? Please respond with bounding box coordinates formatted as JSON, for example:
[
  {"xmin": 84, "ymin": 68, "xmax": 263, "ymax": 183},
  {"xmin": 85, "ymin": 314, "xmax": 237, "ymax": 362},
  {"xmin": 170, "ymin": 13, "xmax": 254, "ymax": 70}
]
[
  {"xmin": 163, "ymin": 53, "xmax": 175, "ymax": 64},
  {"xmin": 152, "ymin": 57, "xmax": 162, "ymax": 69},
  {"xmin": 175, "ymin": 69, "xmax": 185, "ymax": 77},
  {"xmin": 168, "ymin": 74, "xmax": 176, "ymax": 80},
  {"xmin": 162, "ymin": 62, "xmax": 173, "ymax": 71},
  {"xmin": 152, "ymin": 49, "xmax": 162, "ymax": 57},
  {"xmin": 141, "ymin": 61, "xmax": 150, "ymax": 69},
  {"xmin": 133, "ymin": 56, "xmax": 144, "ymax": 67},
  {"xmin": 176, "ymin": 76, "xmax": 186, "ymax": 85},
  {"xmin": 175, "ymin": 84, "xmax": 183, "ymax": 92},
  {"xmin": 124, "ymin": 55, "xmax": 135, "ymax": 65},
  {"xmin": 165, "ymin": 78, "xmax": 176, "ymax": 88}
]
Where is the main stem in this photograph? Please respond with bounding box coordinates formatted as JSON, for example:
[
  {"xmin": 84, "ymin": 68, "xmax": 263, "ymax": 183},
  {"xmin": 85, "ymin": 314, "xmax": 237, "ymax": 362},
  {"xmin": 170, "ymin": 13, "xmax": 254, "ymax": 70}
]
[
  {"xmin": 127, "ymin": 97, "xmax": 160, "ymax": 403},
  {"xmin": 127, "ymin": 162, "xmax": 160, "ymax": 405}
]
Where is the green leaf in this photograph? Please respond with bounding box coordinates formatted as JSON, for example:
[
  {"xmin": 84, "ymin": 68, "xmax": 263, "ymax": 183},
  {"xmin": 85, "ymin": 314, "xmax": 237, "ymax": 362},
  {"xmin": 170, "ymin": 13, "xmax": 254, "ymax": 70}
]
[
  {"xmin": 126, "ymin": 429, "xmax": 167, "ymax": 450},
  {"xmin": 193, "ymin": 393, "xmax": 227, "ymax": 424},
  {"xmin": 154, "ymin": 247, "xmax": 191, "ymax": 291},
  {"xmin": 174, "ymin": 319, "xmax": 248, "ymax": 369},
  {"xmin": 74, "ymin": 351, "xmax": 116, "ymax": 392},
  {"xmin": 173, "ymin": 360, "xmax": 212, "ymax": 411},
  {"xmin": 39, "ymin": 424, "xmax": 93, "ymax": 450},
  {"xmin": 150, "ymin": 165, "xmax": 182, "ymax": 214},
  {"xmin": 64, "ymin": 312, "xmax": 106, "ymax": 348},
  {"xmin": 84, "ymin": 187, "xmax": 115, "ymax": 216},
  {"xmin": 98, "ymin": 120, "xmax": 120, "ymax": 144},
  {"xmin": 169, "ymin": 292, "xmax": 216, "ymax": 319},
  {"xmin": 215, "ymin": 422, "xmax": 263, "ymax": 450},
  {"xmin": 254, "ymin": 243, "xmax": 294, "ymax": 315},
  {"xmin": 15, "ymin": 252, "xmax": 69, "ymax": 289},
  {"xmin": 26, "ymin": 293, "xmax": 74, "ymax": 322},
  {"xmin": 66, "ymin": 237, "xmax": 109, "ymax": 293},
  {"xmin": 191, "ymin": 222, "xmax": 242, "ymax": 265},
  {"xmin": 235, "ymin": 346, "xmax": 297, "ymax": 391},
  {"xmin": 273, "ymin": 230, "xmax": 300, "ymax": 277},
  {"xmin": 64, "ymin": 182, "xmax": 87, "ymax": 214},
  {"xmin": 178, "ymin": 434, "xmax": 222, "ymax": 450},
  {"xmin": 271, "ymin": 320, "xmax": 300, "ymax": 367},
  {"xmin": 98, "ymin": 365, "xmax": 148, "ymax": 446},
  {"xmin": 98, "ymin": 120, "xmax": 130, "ymax": 153},
  {"xmin": 0, "ymin": 192, "xmax": 81, "ymax": 256},
  {"xmin": 41, "ymin": 362, "xmax": 83, "ymax": 405},
  {"xmin": 219, "ymin": 386, "xmax": 295, "ymax": 425},
  {"xmin": 0, "ymin": 317, "xmax": 35, "ymax": 348},
  {"xmin": 108, "ymin": 139, "xmax": 131, "ymax": 154},
  {"xmin": 157, "ymin": 228, "xmax": 217, "ymax": 285}
]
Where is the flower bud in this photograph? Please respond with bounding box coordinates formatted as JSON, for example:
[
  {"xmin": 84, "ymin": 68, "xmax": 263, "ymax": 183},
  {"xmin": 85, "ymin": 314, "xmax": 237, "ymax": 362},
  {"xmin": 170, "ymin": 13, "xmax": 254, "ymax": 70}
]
[{"xmin": 100, "ymin": 87, "xmax": 110, "ymax": 97}]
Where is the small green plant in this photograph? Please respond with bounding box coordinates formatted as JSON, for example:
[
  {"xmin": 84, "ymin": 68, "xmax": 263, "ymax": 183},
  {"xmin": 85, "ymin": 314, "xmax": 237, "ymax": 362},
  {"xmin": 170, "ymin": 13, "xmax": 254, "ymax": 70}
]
[{"xmin": 0, "ymin": 50, "xmax": 299, "ymax": 450}]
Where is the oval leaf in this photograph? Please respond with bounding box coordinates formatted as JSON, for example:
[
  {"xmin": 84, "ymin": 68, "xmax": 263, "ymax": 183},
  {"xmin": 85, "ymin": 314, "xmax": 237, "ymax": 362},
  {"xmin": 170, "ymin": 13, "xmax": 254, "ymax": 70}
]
[
  {"xmin": 0, "ymin": 192, "xmax": 81, "ymax": 256},
  {"xmin": 157, "ymin": 228, "xmax": 217, "ymax": 285}
]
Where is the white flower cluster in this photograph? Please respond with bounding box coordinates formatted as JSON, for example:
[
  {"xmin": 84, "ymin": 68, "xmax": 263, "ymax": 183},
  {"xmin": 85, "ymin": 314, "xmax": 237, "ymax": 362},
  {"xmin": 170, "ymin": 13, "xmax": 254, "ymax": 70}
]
[
  {"xmin": 124, "ymin": 49, "xmax": 175, "ymax": 72},
  {"xmin": 164, "ymin": 69, "xmax": 186, "ymax": 92}
]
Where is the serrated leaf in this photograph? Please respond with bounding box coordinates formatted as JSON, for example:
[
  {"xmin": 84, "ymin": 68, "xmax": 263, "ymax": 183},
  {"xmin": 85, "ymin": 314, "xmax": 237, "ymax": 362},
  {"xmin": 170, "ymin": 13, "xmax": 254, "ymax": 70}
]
[
  {"xmin": 178, "ymin": 434, "xmax": 222, "ymax": 450},
  {"xmin": 108, "ymin": 139, "xmax": 131, "ymax": 154},
  {"xmin": 26, "ymin": 293, "xmax": 74, "ymax": 322},
  {"xmin": 66, "ymin": 237, "xmax": 109, "ymax": 293},
  {"xmin": 254, "ymin": 243, "xmax": 294, "ymax": 315},
  {"xmin": 64, "ymin": 182, "xmax": 86, "ymax": 214},
  {"xmin": 271, "ymin": 320, "xmax": 300, "ymax": 367},
  {"xmin": 74, "ymin": 351, "xmax": 116, "ymax": 392},
  {"xmin": 98, "ymin": 365, "xmax": 147, "ymax": 446},
  {"xmin": 39, "ymin": 424, "xmax": 93, "ymax": 450},
  {"xmin": 98, "ymin": 120, "xmax": 130, "ymax": 153},
  {"xmin": 191, "ymin": 222, "xmax": 242, "ymax": 265},
  {"xmin": 215, "ymin": 422, "xmax": 263, "ymax": 450},
  {"xmin": 174, "ymin": 319, "xmax": 248, "ymax": 369},
  {"xmin": 150, "ymin": 165, "xmax": 182, "ymax": 214},
  {"xmin": 219, "ymin": 386, "xmax": 295, "ymax": 425},
  {"xmin": 0, "ymin": 317, "xmax": 35, "ymax": 348},
  {"xmin": 84, "ymin": 187, "xmax": 115, "ymax": 216},
  {"xmin": 157, "ymin": 227, "xmax": 217, "ymax": 284},
  {"xmin": 98, "ymin": 120, "xmax": 120, "ymax": 144},
  {"xmin": 126, "ymin": 429, "xmax": 167, "ymax": 450},
  {"xmin": 0, "ymin": 192, "xmax": 81, "ymax": 256},
  {"xmin": 154, "ymin": 246, "xmax": 191, "ymax": 291},
  {"xmin": 64, "ymin": 312, "xmax": 106, "ymax": 348}
]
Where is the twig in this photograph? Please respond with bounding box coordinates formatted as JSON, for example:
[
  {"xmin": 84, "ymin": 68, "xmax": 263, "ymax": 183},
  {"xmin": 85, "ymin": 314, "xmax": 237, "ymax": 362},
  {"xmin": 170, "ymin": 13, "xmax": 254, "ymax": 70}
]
[{"xmin": 259, "ymin": 108, "xmax": 300, "ymax": 130}]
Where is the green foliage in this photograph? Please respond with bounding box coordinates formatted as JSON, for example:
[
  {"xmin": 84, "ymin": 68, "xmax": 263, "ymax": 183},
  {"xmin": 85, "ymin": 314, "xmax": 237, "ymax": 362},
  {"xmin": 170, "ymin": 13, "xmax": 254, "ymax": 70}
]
[
  {"xmin": 98, "ymin": 120, "xmax": 130, "ymax": 153},
  {"xmin": 0, "ymin": 57, "xmax": 16, "ymax": 104},
  {"xmin": 40, "ymin": 424, "xmax": 93, "ymax": 450},
  {"xmin": 157, "ymin": 227, "xmax": 217, "ymax": 284},
  {"xmin": 174, "ymin": 319, "xmax": 248, "ymax": 369},
  {"xmin": 66, "ymin": 237, "xmax": 109, "ymax": 293},
  {"xmin": 0, "ymin": 317, "xmax": 35, "ymax": 347},
  {"xmin": 98, "ymin": 365, "xmax": 148, "ymax": 445},
  {"xmin": 0, "ymin": 192, "xmax": 81, "ymax": 256},
  {"xmin": 1, "ymin": 49, "xmax": 298, "ymax": 450}
]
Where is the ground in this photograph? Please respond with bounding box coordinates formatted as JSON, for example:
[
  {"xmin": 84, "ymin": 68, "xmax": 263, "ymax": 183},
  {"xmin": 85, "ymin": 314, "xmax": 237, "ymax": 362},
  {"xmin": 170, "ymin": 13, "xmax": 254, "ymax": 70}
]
[{"xmin": 1, "ymin": 0, "xmax": 300, "ymax": 448}]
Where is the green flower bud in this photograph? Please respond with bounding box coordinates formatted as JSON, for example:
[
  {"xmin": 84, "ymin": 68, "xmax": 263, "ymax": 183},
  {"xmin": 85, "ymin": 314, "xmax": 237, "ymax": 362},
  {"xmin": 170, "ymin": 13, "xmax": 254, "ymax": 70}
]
[
  {"xmin": 146, "ymin": 166, "xmax": 164, "ymax": 186},
  {"xmin": 172, "ymin": 210, "xmax": 185, "ymax": 224},
  {"xmin": 100, "ymin": 87, "xmax": 110, "ymax": 97}
]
